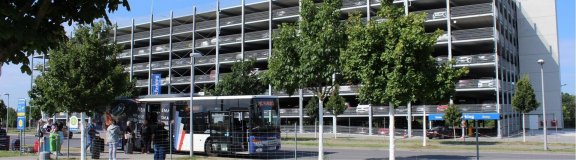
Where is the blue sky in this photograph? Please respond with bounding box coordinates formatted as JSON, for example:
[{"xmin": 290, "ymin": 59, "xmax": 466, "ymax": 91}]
[{"xmin": 0, "ymin": 0, "xmax": 574, "ymax": 109}]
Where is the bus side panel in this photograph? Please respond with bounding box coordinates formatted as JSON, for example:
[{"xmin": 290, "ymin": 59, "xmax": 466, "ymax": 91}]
[
  {"xmin": 173, "ymin": 115, "xmax": 210, "ymax": 152},
  {"xmin": 177, "ymin": 133, "xmax": 210, "ymax": 152}
]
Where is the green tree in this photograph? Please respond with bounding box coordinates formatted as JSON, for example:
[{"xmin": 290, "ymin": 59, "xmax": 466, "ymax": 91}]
[
  {"xmin": 262, "ymin": 0, "xmax": 344, "ymax": 157},
  {"xmin": 443, "ymin": 104, "xmax": 462, "ymax": 140},
  {"xmin": 207, "ymin": 59, "xmax": 266, "ymax": 96},
  {"xmin": 325, "ymin": 85, "xmax": 346, "ymax": 138},
  {"xmin": 562, "ymin": 93, "xmax": 575, "ymax": 128},
  {"xmin": 341, "ymin": 1, "xmax": 466, "ymax": 159},
  {"xmin": 305, "ymin": 96, "xmax": 319, "ymax": 124},
  {"xmin": 0, "ymin": 100, "xmax": 6, "ymax": 127},
  {"xmin": 512, "ymin": 75, "xmax": 539, "ymax": 142},
  {"xmin": 28, "ymin": 22, "xmax": 135, "ymax": 114},
  {"xmin": 0, "ymin": 0, "xmax": 130, "ymax": 74},
  {"xmin": 29, "ymin": 79, "xmax": 59, "ymax": 116},
  {"xmin": 0, "ymin": 100, "xmax": 17, "ymax": 128}
]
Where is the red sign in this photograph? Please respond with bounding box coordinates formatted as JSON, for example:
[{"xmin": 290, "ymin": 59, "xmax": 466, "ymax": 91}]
[{"xmin": 436, "ymin": 105, "xmax": 449, "ymax": 112}]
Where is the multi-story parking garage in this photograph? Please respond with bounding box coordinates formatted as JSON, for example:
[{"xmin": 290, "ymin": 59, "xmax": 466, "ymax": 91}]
[{"xmin": 32, "ymin": 0, "xmax": 561, "ymax": 138}]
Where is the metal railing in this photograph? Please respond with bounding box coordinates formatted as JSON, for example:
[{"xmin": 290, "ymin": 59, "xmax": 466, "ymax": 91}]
[
  {"xmin": 452, "ymin": 3, "xmax": 492, "ymax": 17},
  {"xmin": 343, "ymin": 0, "xmax": 367, "ymax": 8},
  {"xmin": 279, "ymin": 103, "xmax": 498, "ymax": 117},
  {"xmin": 414, "ymin": 8, "xmax": 447, "ymax": 21},
  {"xmin": 273, "ymin": 6, "xmax": 299, "ymax": 18},
  {"xmin": 456, "ymin": 79, "xmax": 497, "ymax": 89},
  {"xmin": 436, "ymin": 53, "xmax": 496, "ymax": 65},
  {"xmin": 452, "ymin": 27, "xmax": 494, "ymax": 41}
]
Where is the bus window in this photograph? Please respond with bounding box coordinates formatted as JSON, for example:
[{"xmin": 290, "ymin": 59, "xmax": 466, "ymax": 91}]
[
  {"xmin": 210, "ymin": 112, "xmax": 230, "ymax": 137},
  {"xmin": 251, "ymin": 98, "xmax": 280, "ymax": 132},
  {"xmin": 193, "ymin": 113, "xmax": 209, "ymax": 134}
]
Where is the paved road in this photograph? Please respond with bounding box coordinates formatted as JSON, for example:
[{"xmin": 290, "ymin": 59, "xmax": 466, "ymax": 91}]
[
  {"xmin": 284, "ymin": 147, "xmax": 576, "ymax": 160},
  {"xmin": 2, "ymin": 146, "xmax": 573, "ymax": 160}
]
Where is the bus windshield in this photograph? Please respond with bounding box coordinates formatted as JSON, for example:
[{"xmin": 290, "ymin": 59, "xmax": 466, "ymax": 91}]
[{"xmin": 251, "ymin": 98, "xmax": 280, "ymax": 132}]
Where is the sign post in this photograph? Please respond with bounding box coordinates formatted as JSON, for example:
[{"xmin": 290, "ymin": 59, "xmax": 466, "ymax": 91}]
[
  {"xmin": 428, "ymin": 113, "xmax": 499, "ymax": 160},
  {"xmin": 17, "ymin": 99, "xmax": 26, "ymax": 155},
  {"xmin": 69, "ymin": 115, "xmax": 79, "ymax": 159}
]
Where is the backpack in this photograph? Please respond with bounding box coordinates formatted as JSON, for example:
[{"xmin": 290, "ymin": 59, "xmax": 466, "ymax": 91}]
[{"xmin": 87, "ymin": 124, "xmax": 96, "ymax": 137}]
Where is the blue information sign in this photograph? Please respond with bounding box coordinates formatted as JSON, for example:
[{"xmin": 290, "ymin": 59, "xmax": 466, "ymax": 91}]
[
  {"xmin": 428, "ymin": 113, "xmax": 500, "ymax": 121},
  {"xmin": 151, "ymin": 74, "xmax": 162, "ymax": 95},
  {"xmin": 17, "ymin": 117, "xmax": 26, "ymax": 130},
  {"xmin": 17, "ymin": 99, "xmax": 26, "ymax": 117},
  {"xmin": 428, "ymin": 114, "xmax": 445, "ymax": 121}
]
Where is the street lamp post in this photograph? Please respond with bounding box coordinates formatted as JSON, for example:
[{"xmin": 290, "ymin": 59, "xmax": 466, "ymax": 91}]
[
  {"xmin": 537, "ymin": 59, "xmax": 547, "ymax": 150},
  {"xmin": 3, "ymin": 93, "xmax": 9, "ymax": 131}
]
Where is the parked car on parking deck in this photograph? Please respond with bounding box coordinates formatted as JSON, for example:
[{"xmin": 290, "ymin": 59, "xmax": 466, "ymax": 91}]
[{"xmin": 356, "ymin": 105, "xmax": 371, "ymax": 113}]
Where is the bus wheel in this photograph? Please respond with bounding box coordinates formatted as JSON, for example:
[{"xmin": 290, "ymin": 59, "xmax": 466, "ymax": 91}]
[{"xmin": 205, "ymin": 139, "xmax": 216, "ymax": 156}]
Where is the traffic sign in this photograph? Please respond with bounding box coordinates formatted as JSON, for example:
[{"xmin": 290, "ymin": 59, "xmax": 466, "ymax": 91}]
[
  {"xmin": 69, "ymin": 116, "xmax": 79, "ymax": 131},
  {"xmin": 17, "ymin": 117, "xmax": 26, "ymax": 130},
  {"xmin": 17, "ymin": 99, "xmax": 26, "ymax": 117}
]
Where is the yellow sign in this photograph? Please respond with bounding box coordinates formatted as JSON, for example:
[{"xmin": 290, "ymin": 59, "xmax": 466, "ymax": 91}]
[{"xmin": 69, "ymin": 116, "xmax": 79, "ymax": 130}]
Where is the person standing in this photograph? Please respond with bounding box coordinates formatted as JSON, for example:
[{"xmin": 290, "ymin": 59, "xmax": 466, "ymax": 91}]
[
  {"xmin": 152, "ymin": 122, "xmax": 168, "ymax": 160},
  {"xmin": 140, "ymin": 120, "xmax": 151, "ymax": 154},
  {"xmin": 49, "ymin": 127, "xmax": 60, "ymax": 156},
  {"xmin": 86, "ymin": 120, "xmax": 96, "ymax": 151},
  {"xmin": 124, "ymin": 121, "xmax": 134, "ymax": 154},
  {"xmin": 56, "ymin": 122, "xmax": 64, "ymax": 156},
  {"xmin": 106, "ymin": 117, "xmax": 121, "ymax": 160}
]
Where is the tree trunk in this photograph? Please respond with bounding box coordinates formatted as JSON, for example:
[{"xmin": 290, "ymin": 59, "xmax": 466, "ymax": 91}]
[
  {"xmin": 422, "ymin": 108, "xmax": 427, "ymax": 146},
  {"xmin": 523, "ymin": 112, "xmax": 526, "ymax": 142},
  {"xmin": 389, "ymin": 102, "xmax": 396, "ymax": 160},
  {"xmin": 318, "ymin": 98, "xmax": 324, "ymax": 160},
  {"xmin": 453, "ymin": 126, "xmax": 456, "ymax": 140},
  {"xmin": 80, "ymin": 112, "xmax": 86, "ymax": 160},
  {"xmin": 333, "ymin": 116, "xmax": 337, "ymax": 139}
]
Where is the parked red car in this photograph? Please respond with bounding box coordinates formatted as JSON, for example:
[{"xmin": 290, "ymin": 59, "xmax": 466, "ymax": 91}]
[
  {"xmin": 426, "ymin": 126, "xmax": 453, "ymax": 139},
  {"xmin": 378, "ymin": 128, "xmax": 389, "ymax": 135}
]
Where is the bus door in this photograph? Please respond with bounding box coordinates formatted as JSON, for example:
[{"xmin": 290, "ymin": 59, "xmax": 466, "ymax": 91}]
[
  {"xmin": 209, "ymin": 112, "xmax": 231, "ymax": 153},
  {"xmin": 230, "ymin": 111, "xmax": 249, "ymax": 152}
]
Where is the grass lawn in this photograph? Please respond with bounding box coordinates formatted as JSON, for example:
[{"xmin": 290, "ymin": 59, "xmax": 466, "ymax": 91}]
[
  {"xmin": 0, "ymin": 151, "xmax": 34, "ymax": 157},
  {"xmin": 6, "ymin": 128, "xmax": 35, "ymax": 135},
  {"xmin": 281, "ymin": 136, "xmax": 576, "ymax": 154}
]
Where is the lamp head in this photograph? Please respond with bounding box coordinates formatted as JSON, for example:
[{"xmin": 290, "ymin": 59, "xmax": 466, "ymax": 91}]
[{"xmin": 537, "ymin": 59, "xmax": 544, "ymax": 65}]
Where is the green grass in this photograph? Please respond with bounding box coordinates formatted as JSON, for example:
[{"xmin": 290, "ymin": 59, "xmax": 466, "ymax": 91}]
[
  {"xmin": 281, "ymin": 136, "xmax": 576, "ymax": 154},
  {"xmin": 0, "ymin": 151, "xmax": 34, "ymax": 157},
  {"xmin": 6, "ymin": 128, "xmax": 35, "ymax": 135}
]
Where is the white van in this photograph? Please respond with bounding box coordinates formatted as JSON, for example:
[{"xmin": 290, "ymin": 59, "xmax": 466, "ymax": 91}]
[{"xmin": 356, "ymin": 105, "xmax": 371, "ymax": 113}]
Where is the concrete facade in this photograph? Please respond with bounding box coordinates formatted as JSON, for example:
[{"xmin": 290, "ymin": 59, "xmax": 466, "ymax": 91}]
[{"xmin": 517, "ymin": 0, "xmax": 562, "ymax": 128}]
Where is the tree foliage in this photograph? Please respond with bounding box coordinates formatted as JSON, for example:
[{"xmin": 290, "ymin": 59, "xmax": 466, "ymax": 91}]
[
  {"xmin": 305, "ymin": 96, "xmax": 319, "ymax": 124},
  {"xmin": 325, "ymin": 85, "xmax": 346, "ymax": 117},
  {"xmin": 263, "ymin": 0, "xmax": 345, "ymax": 100},
  {"xmin": 443, "ymin": 104, "xmax": 462, "ymax": 127},
  {"xmin": 28, "ymin": 22, "xmax": 135, "ymax": 114},
  {"xmin": 562, "ymin": 93, "xmax": 575, "ymax": 128},
  {"xmin": 0, "ymin": 100, "xmax": 17, "ymax": 128},
  {"xmin": 207, "ymin": 59, "xmax": 266, "ymax": 96},
  {"xmin": 341, "ymin": 1, "xmax": 466, "ymax": 107},
  {"xmin": 0, "ymin": 0, "xmax": 130, "ymax": 74},
  {"xmin": 512, "ymin": 75, "xmax": 539, "ymax": 113}
]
